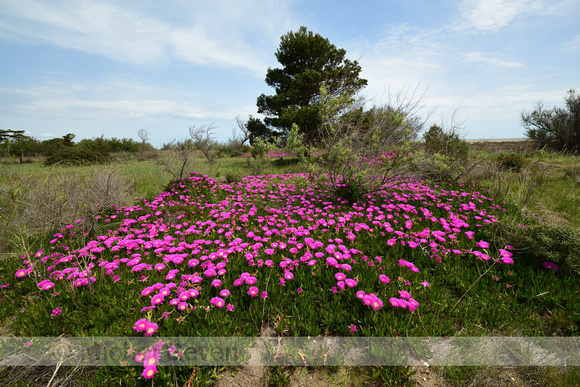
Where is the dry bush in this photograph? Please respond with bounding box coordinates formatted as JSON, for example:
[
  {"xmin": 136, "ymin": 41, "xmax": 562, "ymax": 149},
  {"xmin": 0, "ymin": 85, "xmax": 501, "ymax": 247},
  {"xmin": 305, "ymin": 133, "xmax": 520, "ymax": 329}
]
[{"xmin": 0, "ymin": 167, "xmax": 133, "ymax": 253}]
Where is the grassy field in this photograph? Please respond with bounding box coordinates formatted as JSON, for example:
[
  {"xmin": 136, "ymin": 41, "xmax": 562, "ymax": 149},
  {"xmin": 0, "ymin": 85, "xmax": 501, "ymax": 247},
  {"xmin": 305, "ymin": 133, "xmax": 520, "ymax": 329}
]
[{"xmin": 0, "ymin": 149, "xmax": 578, "ymax": 386}]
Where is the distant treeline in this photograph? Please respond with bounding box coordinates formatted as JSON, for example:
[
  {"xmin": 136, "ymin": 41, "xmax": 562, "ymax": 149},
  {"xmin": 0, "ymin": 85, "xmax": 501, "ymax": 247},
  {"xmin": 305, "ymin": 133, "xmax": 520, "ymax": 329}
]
[{"xmin": 0, "ymin": 130, "xmax": 152, "ymax": 157}]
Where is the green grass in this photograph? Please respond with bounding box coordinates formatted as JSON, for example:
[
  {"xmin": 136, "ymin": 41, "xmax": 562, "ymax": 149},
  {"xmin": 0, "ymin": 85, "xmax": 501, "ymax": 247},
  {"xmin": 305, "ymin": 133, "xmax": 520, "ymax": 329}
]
[{"xmin": 0, "ymin": 151, "xmax": 578, "ymax": 386}]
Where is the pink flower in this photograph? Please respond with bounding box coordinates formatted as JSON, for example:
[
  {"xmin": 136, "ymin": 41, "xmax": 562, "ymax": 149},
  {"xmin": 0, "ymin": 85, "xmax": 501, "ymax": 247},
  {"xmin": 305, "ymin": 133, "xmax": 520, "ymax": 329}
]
[
  {"xmin": 500, "ymin": 256, "xmax": 514, "ymax": 264},
  {"xmin": 542, "ymin": 261, "xmax": 559, "ymax": 271},
  {"xmin": 379, "ymin": 274, "xmax": 390, "ymax": 284},
  {"xmin": 51, "ymin": 308, "xmax": 62, "ymax": 317},
  {"xmin": 135, "ymin": 352, "xmax": 145, "ymax": 362},
  {"xmin": 297, "ymin": 287, "xmax": 303, "ymax": 293},
  {"xmin": 335, "ymin": 272, "xmax": 346, "ymax": 281},
  {"xmin": 220, "ymin": 289, "xmax": 230, "ymax": 297},
  {"xmin": 261, "ymin": 291, "xmax": 268, "ymax": 300},
  {"xmin": 134, "ymin": 318, "xmax": 149, "ymax": 332},
  {"xmin": 356, "ymin": 290, "xmax": 366, "ymax": 299},
  {"xmin": 211, "ymin": 279, "xmax": 222, "ymax": 287},
  {"xmin": 245, "ymin": 276, "xmax": 257, "ymax": 285},
  {"xmin": 399, "ymin": 290, "xmax": 411, "ymax": 299},
  {"xmin": 345, "ymin": 278, "xmax": 357, "ymax": 288},
  {"xmin": 362, "ymin": 294, "xmax": 375, "ymax": 306},
  {"xmin": 226, "ymin": 304, "xmax": 234, "ymax": 311},
  {"xmin": 279, "ymin": 278, "xmax": 285, "ymax": 286},
  {"xmin": 421, "ymin": 281, "xmax": 430, "ymax": 287},
  {"xmin": 177, "ymin": 302, "xmax": 188, "ymax": 311},
  {"xmin": 211, "ymin": 297, "xmax": 225, "ymax": 308},
  {"xmin": 371, "ymin": 297, "xmax": 384, "ymax": 310},
  {"xmin": 143, "ymin": 352, "xmax": 160, "ymax": 367},
  {"xmin": 15, "ymin": 269, "xmax": 27, "ymax": 278},
  {"xmin": 389, "ymin": 298, "xmax": 404, "ymax": 308},
  {"xmin": 151, "ymin": 294, "xmax": 164, "ymax": 305},
  {"xmin": 350, "ymin": 324, "xmax": 357, "ymax": 333},
  {"xmin": 144, "ymin": 322, "xmax": 158, "ymax": 336},
  {"xmin": 476, "ymin": 240, "xmax": 490, "ymax": 249},
  {"xmin": 142, "ymin": 365, "xmax": 157, "ymax": 379},
  {"xmin": 154, "ymin": 263, "xmax": 166, "ymax": 271},
  {"xmin": 247, "ymin": 286, "xmax": 259, "ymax": 297},
  {"xmin": 41, "ymin": 282, "xmax": 55, "ymax": 291},
  {"xmin": 284, "ymin": 271, "xmax": 294, "ymax": 280}
]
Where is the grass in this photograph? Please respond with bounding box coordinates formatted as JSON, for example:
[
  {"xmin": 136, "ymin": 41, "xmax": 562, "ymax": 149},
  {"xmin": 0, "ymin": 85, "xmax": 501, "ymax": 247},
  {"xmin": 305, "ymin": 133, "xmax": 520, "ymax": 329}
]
[{"xmin": 0, "ymin": 150, "xmax": 578, "ymax": 386}]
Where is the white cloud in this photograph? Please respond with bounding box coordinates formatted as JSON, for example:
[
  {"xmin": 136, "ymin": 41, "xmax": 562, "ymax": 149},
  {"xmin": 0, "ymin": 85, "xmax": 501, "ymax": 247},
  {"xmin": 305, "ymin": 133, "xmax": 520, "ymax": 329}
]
[
  {"xmin": 0, "ymin": 0, "xmax": 295, "ymax": 72},
  {"xmin": 458, "ymin": 0, "xmax": 544, "ymax": 32},
  {"xmin": 41, "ymin": 133, "xmax": 55, "ymax": 137},
  {"xmin": 0, "ymin": 77, "xmax": 245, "ymax": 122},
  {"xmin": 462, "ymin": 51, "xmax": 524, "ymax": 68},
  {"xmin": 562, "ymin": 34, "xmax": 580, "ymax": 50}
]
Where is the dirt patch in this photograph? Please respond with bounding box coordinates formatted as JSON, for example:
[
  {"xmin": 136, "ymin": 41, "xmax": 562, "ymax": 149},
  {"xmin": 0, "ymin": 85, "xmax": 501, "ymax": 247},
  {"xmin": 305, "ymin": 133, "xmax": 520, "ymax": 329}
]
[
  {"xmin": 214, "ymin": 323, "xmax": 276, "ymax": 387},
  {"xmin": 410, "ymin": 366, "xmax": 447, "ymax": 387}
]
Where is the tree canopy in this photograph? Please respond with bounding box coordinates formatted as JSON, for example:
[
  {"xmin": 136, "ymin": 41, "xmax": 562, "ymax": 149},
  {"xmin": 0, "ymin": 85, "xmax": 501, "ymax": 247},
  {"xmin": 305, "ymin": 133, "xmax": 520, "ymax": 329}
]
[
  {"xmin": 250, "ymin": 26, "xmax": 367, "ymax": 145},
  {"xmin": 522, "ymin": 89, "xmax": 580, "ymax": 153}
]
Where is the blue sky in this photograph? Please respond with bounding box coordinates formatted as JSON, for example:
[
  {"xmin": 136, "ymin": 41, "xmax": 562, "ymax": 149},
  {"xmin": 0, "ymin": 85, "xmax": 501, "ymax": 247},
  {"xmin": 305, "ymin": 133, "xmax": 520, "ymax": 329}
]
[{"xmin": 1, "ymin": 0, "xmax": 578, "ymax": 147}]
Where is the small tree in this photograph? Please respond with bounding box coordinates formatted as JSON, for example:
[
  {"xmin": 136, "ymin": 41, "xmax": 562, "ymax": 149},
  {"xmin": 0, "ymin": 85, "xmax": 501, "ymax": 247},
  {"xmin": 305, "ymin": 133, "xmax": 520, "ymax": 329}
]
[
  {"xmin": 288, "ymin": 83, "xmax": 427, "ymax": 202},
  {"xmin": 251, "ymin": 26, "xmax": 367, "ymax": 145},
  {"xmin": 189, "ymin": 124, "xmax": 219, "ymax": 170},
  {"xmin": 137, "ymin": 129, "xmax": 151, "ymax": 158},
  {"xmin": 522, "ymin": 89, "xmax": 579, "ymax": 153}
]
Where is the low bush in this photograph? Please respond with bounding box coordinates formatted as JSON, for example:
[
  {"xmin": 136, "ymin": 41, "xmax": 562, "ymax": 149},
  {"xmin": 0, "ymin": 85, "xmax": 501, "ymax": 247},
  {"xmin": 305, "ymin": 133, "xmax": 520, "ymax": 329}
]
[
  {"xmin": 44, "ymin": 148, "xmax": 110, "ymax": 166},
  {"xmin": 496, "ymin": 152, "xmax": 527, "ymax": 172}
]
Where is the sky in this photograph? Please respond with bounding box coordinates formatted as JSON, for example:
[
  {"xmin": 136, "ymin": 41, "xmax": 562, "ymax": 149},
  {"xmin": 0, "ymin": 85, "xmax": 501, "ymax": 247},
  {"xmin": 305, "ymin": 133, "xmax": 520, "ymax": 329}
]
[{"xmin": 0, "ymin": 0, "xmax": 578, "ymax": 147}]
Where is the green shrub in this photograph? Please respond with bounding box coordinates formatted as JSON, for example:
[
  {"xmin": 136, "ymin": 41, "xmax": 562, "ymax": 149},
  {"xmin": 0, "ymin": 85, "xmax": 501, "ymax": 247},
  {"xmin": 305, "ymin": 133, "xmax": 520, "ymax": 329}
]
[
  {"xmin": 496, "ymin": 152, "xmax": 527, "ymax": 172},
  {"xmin": 423, "ymin": 124, "xmax": 469, "ymax": 160},
  {"xmin": 495, "ymin": 222, "xmax": 580, "ymax": 276},
  {"xmin": 44, "ymin": 148, "xmax": 110, "ymax": 166}
]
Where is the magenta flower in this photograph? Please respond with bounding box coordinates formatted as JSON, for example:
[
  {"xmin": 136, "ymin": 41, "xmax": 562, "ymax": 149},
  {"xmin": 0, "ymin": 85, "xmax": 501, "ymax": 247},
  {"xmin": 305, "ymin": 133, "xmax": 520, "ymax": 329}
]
[
  {"xmin": 134, "ymin": 318, "xmax": 149, "ymax": 332},
  {"xmin": 135, "ymin": 352, "xmax": 146, "ymax": 362},
  {"xmin": 297, "ymin": 287, "xmax": 303, "ymax": 293},
  {"xmin": 15, "ymin": 269, "xmax": 27, "ymax": 278},
  {"xmin": 211, "ymin": 297, "xmax": 226, "ymax": 308},
  {"xmin": 335, "ymin": 272, "xmax": 346, "ymax": 281},
  {"xmin": 350, "ymin": 324, "xmax": 357, "ymax": 333},
  {"xmin": 51, "ymin": 308, "xmax": 62, "ymax": 317},
  {"xmin": 261, "ymin": 291, "xmax": 268, "ymax": 300},
  {"xmin": 356, "ymin": 290, "xmax": 366, "ymax": 299},
  {"xmin": 421, "ymin": 281, "xmax": 430, "ymax": 287},
  {"xmin": 41, "ymin": 282, "xmax": 55, "ymax": 291},
  {"xmin": 142, "ymin": 365, "xmax": 157, "ymax": 379},
  {"xmin": 389, "ymin": 298, "xmax": 404, "ymax": 308},
  {"xmin": 143, "ymin": 352, "xmax": 160, "ymax": 367},
  {"xmin": 379, "ymin": 274, "xmax": 390, "ymax": 284},
  {"xmin": 284, "ymin": 271, "xmax": 294, "ymax": 280},
  {"xmin": 151, "ymin": 294, "xmax": 164, "ymax": 306},
  {"xmin": 220, "ymin": 289, "xmax": 230, "ymax": 297},
  {"xmin": 144, "ymin": 322, "xmax": 158, "ymax": 336},
  {"xmin": 247, "ymin": 286, "xmax": 259, "ymax": 297},
  {"xmin": 399, "ymin": 290, "xmax": 411, "ymax": 299},
  {"xmin": 177, "ymin": 302, "xmax": 188, "ymax": 311},
  {"xmin": 542, "ymin": 261, "xmax": 559, "ymax": 271},
  {"xmin": 226, "ymin": 304, "xmax": 234, "ymax": 311},
  {"xmin": 211, "ymin": 279, "xmax": 222, "ymax": 287},
  {"xmin": 245, "ymin": 276, "xmax": 257, "ymax": 285},
  {"xmin": 371, "ymin": 297, "xmax": 384, "ymax": 310},
  {"xmin": 345, "ymin": 278, "xmax": 357, "ymax": 288}
]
